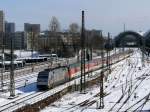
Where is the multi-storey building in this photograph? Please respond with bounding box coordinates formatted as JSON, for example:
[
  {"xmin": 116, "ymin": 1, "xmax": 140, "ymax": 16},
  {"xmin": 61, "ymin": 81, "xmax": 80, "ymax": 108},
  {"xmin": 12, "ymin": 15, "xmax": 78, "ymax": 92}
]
[
  {"xmin": 0, "ymin": 10, "xmax": 4, "ymax": 32},
  {"xmin": 24, "ymin": 23, "xmax": 40, "ymax": 50},
  {"xmin": 5, "ymin": 22, "xmax": 15, "ymax": 33},
  {"xmin": 14, "ymin": 31, "xmax": 26, "ymax": 49}
]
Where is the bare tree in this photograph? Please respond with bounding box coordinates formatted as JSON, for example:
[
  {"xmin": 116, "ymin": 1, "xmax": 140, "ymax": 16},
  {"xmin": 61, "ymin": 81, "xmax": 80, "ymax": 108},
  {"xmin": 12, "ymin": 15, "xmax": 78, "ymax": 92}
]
[
  {"xmin": 49, "ymin": 16, "xmax": 60, "ymax": 32},
  {"xmin": 69, "ymin": 23, "xmax": 79, "ymax": 33},
  {"xmin": 91, "ymin": 35, "xmax": 104, "ymax": 50},
  {"xmin": 48, "ymin": 16, "xmax": 61, "ymax": 54}
]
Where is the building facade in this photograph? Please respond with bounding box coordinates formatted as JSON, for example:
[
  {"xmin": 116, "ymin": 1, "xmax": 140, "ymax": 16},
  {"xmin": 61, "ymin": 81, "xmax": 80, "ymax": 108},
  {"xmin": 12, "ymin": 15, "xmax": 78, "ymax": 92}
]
[
  {"xmin": 38, "ymin": 31, "xmax": 80, "ymax": 57},
  {"xmin": 0, "ymin": 32, "xmax": 26, "ymax": 50},
  {"xmin": 5, "ymin": 22, "xmax": 15, "ymax": 33},
  {"xmin": 14, "ymin": 31, "xmax": 26, "ymax": 49},
  {"xmin": 24, "ymin": 23, "xmax": 40, "ymax": 50},
  {"xmin": 0, "ymin": 10, "xmax": 4, "ymax": 32},
  {"xmin": 24, "ymin": 23, "xmax": 40, "ymax": 33}
]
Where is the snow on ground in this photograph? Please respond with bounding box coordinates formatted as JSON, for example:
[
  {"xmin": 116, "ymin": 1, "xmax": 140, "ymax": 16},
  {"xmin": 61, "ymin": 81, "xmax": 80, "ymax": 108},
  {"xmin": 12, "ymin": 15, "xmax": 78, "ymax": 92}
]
[
  {"xmin": 0, "ymin": 72, "xmax": 39, "ymax": 106},
  {"xmin": 0, "ymin": 49, "xmax": 149, "ymax": 112},
  {"xmin": 0, "ymin": 54, "xmax": 81, "ymax": 108},
  {"xmin": 41, "ymin": 50, "xmax": 150, "ymax": 112}
]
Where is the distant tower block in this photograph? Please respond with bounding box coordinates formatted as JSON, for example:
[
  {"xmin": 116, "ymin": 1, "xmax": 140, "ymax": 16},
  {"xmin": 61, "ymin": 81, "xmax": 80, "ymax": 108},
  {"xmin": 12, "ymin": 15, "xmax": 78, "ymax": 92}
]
[{"xmin": 0, "ymin": 10, "xmax": 5, "ymax": 32}]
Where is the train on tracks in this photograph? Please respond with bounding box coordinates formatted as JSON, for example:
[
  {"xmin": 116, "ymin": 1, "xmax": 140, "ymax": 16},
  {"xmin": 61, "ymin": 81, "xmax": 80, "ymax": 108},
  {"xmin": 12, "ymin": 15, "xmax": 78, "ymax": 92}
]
[{"xmin": 37, "ymin": 50, "xmax": 132, "ymax": 89}]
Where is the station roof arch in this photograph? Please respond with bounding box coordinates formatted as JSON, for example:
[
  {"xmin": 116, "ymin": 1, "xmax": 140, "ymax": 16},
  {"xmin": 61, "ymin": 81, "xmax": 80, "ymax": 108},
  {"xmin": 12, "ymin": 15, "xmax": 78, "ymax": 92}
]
[
  {"xmin": 115, "ymin": 31, "xmax": 144, "ymax": 47},
  {"xmin": 143, "ymin": 30, "xmax": 150, "ymax": 53}
]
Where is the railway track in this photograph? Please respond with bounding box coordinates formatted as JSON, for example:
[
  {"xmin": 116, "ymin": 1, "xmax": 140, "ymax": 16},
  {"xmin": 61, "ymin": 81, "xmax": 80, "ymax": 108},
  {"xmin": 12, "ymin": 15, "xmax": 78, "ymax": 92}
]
[
  {"xmin": 110, "ymin": 51, "xmax": 150, "ymax": 112},
  {"xmin": 1, "ymin": 60, "xmax": 60, "ymax": 81},
  {"xmin": 60, "ymin": 93, "xmax": 101, "ymax": 112},
  {"xmin": 107, "ymin": 50, "xmax": 140, "ymax": 111},
  {"xmin": 122, "ymin": 72, "xmax": 150, "ymax": 111},
  {"xmin": 58, "ymin": 57, "xmax": 130, "ymax": 112},
  {"xmin": 0, "ymin": 91, "xmax": 44, "ymax": 112},
  {"xmin": 46, "ymin": 50, "xmax": 148, "ymax": 112},
  {"xmin": 0, "ymin": 67, "xmax": 102, "ymax": 112},
  {"xmin": 125, "ymin": 92, "xmax": 150, "ymax": 111},
  {"xmin": 11, "ymin": 74, "xmax": 37, "ymax": 89},
  {"xmin": 0, "ymin": 51, "xmax": 132, "ymax": 112},
  {"xmin": 115, "ymin": 75, "xmax": 148, "ymax": 112},
  {"xmin": 1, "ymin": 63, "xmax": 48, "ymax": 80},
  {"xmin": 108, "ymin": 61, "xmax": 135, "ymax": 112}
]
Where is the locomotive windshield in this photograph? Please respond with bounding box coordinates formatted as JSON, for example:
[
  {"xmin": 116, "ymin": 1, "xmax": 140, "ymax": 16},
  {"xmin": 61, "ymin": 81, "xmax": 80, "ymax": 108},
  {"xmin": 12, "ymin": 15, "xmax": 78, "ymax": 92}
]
[
  {"xmin": 38, "ymin": 75, "xmax": 48, "ymax": 78},
  {"xmin": 38, "ymin": 71, "xmax": 49, "ymax": 78}
]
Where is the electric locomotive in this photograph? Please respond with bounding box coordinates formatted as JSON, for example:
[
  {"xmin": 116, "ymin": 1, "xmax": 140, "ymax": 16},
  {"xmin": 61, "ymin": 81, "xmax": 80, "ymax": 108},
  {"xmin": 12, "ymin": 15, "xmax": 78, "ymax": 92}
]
[
  {"xmin": 37, "ymin": 67, "xmax": 69, "ymax": 89},
  {"xmin": 37, "ymin": 50, "xmax": 132, "ymax": 89}
]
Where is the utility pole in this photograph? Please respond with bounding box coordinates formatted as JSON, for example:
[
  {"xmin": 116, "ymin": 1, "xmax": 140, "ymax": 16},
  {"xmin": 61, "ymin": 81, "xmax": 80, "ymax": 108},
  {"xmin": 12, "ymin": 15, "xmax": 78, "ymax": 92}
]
[
  {"xmin": 30, "ymin": 28, "xmax": 34, "ymax": 58},
  {"xmin": 115, "ymin": 46, "xmax": 117, "ymax": 61},
  {"xmin": 142, "ymin": 38, "xmax": 145, "ymax": 67},
  {"xmin": 30, "ymin": 28, "xmax": 35, "ymax": 72},
  {"xmin": 99, "ymin": 31, "xmax": 104, "ymax": 109},
  {"xmin": 1, "ymin": 32, "xmax": 5, "ymax": 91},
  {"xmin": 80, "ymin": 10, "xmax": 86, "ymax": 93},
  {"xmin": 108, "ymin": 33, "xmax": 111, "ymax": 72},
  {"xmin": 123, "ymin": 23, "xmax": 126, "ymax": 32},
  {"xmin": 10, "ymin": 34, "xmax": 15, "ymax": 97},
  {"xmin": 86, "ymin": 30, "xmax": 90, "ymax": 76},
  {"xmin": 106, "ymin": 32, "xmax": 111, "ymax": 74},
  {"xmin": 123, "ymin": 23, "xmax": 126, "ymax": 57},
  {"xmin": 106, "ymin": 33, "xmax": 109, "ymax": 71}
]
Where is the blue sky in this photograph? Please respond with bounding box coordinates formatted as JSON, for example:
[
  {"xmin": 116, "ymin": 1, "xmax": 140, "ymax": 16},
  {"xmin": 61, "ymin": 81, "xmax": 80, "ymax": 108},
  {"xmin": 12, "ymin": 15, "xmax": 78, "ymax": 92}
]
[{"xmin": 1, "ymin": 0, "xmax": 150, "ymax": 36}]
